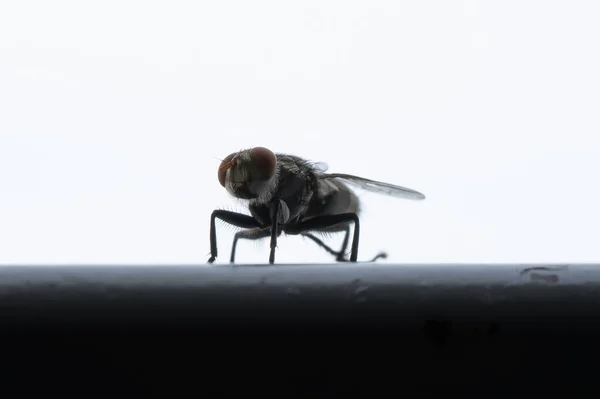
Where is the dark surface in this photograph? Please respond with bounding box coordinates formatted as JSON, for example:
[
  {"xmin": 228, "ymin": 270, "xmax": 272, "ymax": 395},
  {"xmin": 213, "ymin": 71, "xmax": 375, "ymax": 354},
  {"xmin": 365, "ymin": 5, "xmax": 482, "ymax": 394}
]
[{"xmin": 1, "ymin": 262, "xmax": 599, "ymax": 397}]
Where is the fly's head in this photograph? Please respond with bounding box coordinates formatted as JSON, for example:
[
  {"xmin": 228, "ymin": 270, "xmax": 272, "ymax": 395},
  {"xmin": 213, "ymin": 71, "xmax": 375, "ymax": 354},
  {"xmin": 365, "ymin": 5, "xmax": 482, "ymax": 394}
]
[{"xmin": 218, "ymin": 147, "xmax": 277, "ymax": 200}]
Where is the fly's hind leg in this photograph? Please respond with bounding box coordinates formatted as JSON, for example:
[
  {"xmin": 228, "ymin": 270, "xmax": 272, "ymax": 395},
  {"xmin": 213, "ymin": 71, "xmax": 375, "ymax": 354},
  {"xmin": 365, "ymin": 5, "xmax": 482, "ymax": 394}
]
[
  {"xmin": 303, "ymin": 229, "xmax": 387, "ymax": 263},
  {"xmin": 302, "ymin": 232, "xmax": 344, "ymax": 259},
  {"xmin": 285, "ymin": 213, "xmax": 361, "ymax": 262},
  {"xmin": 301, "ymin": 225, "xmax": 350, "ymax": 261}
]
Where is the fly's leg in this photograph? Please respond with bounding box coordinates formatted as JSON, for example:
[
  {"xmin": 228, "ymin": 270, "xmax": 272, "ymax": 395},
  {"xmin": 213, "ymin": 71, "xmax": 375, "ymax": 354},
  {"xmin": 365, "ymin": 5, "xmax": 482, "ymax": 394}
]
[
  {"xmin": 230, "ymin": 227, "xmax": 277, "ymax": 263},
  {"xmin": 268, "ymin": 200, "xmax": 281, "ymax": 264},
  {"xmin": 332, "ymin": 223, "xmax": 386, "ymax": 262},
  {"xmin": 303, "ymin": 230, "xmax": 387, "ymax": 262},
  {"xmin": 208, "ymin": 210, "xmax": 262, "ymax": 263},
  {"xmin": 302, "ymin": 233, "xmax": 343, "ymax": 258},
  {"xmin": 336, "ymin": 224, "xmax": 351, "ymax": 261},
  {"xmin": 330, "ymin": 222, "xmax": 386, "ymax": 262},
  {"xmin": 340, "ymin": 252, "xmax": 388, "ymax": 263},
  {"xmin": 285, "ymin": 213, "xmax": 360, "ymax": 262},
  {"xmin": 301, "ymin": 225, "xmax": 349, "ymax": 261}
]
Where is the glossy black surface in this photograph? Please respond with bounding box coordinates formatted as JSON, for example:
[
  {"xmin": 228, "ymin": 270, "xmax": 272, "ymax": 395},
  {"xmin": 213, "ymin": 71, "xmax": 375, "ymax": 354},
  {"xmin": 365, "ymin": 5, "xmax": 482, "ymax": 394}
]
[{"xmin": 1, "ymin": 263, "xmax": 599, "ymax": 396}]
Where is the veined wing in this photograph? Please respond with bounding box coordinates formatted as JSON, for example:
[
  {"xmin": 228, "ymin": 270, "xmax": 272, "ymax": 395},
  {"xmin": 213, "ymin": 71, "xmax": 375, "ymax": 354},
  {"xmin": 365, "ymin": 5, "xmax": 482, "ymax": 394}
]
[
  {"xmin": 311, "ymin": 161, "xmax": 329, "ymax": 173},
  {"xmin": 320, "ymin": 173, "xmax": 426, "ymax": 200}
]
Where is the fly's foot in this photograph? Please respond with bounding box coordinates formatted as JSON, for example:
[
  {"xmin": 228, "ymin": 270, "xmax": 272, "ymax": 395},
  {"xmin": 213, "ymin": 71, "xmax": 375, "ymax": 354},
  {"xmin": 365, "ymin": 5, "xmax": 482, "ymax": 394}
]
[
  {"xmin": 336, "ymin": 251, "xmax": 387, "ymax": 263},
  {"xmin": 371, "ymin": 252, "xmax": 388, "ymax": 262},
  {"xmin": 335, "ymin": 254, "xmax": 348, "ymax": 262},
  {"xmin": 207, "ymin": 256, "xmax": 216, "ymax": 263}
]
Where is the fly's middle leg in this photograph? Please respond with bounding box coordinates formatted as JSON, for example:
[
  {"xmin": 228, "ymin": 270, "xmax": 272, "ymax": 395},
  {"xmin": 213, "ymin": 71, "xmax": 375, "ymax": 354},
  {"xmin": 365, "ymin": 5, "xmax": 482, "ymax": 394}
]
[
  {"xmin": 230, "ymin": 227, "xmax": 272, "ymax": 263},
  {"xmin": 268, "ymin": 201, "xmax": 282, "ymax": 264}
]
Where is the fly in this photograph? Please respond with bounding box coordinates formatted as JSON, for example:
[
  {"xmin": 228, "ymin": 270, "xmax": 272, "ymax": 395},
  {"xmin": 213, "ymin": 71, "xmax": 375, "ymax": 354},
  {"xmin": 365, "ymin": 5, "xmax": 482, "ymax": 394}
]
[{"xmin": 207, "ymin": 147, "xmax": 425, "ymax": 264}]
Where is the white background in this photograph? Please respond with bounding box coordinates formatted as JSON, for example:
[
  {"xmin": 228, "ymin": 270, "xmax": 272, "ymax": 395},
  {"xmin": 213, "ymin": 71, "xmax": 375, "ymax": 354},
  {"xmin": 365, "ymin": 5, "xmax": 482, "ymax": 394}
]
[{"xmin": 1, "ymin": 0, "xmax": 599, "ymax": 265}]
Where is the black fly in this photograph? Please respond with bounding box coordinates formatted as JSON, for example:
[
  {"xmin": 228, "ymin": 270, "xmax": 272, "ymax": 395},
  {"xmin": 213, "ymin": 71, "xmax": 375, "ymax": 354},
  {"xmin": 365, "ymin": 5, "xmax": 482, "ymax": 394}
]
[{"xmin": 207, "ymin": 147, "xmax": 425, "ymax": 264}]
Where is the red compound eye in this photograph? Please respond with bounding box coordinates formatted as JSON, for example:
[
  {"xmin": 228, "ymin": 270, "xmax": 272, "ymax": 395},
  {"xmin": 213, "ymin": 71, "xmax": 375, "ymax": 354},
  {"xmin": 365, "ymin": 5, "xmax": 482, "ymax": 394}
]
[
  {"xmin": 249, "ymin": 147, "xmax": 277, "ymax": 180},
  {"xmin": 218, "ymin": 153, "xmax": 236, "ymax": 187}
]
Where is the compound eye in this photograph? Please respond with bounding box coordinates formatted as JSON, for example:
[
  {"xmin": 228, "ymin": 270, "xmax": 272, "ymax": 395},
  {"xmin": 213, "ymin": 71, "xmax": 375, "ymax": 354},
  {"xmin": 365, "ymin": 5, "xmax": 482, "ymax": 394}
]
[
  {"xmin": 249, "ymin": 147, "xmax": 277, "ymax": 180},
  {"xmin": 218, "ymin": 153, "xmax": 236, "ymax": 187}
]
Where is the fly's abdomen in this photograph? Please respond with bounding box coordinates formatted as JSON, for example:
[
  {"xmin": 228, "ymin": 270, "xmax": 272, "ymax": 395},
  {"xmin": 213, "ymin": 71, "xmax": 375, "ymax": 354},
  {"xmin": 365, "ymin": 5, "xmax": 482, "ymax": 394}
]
[{"xmin": 327, "ymin": 182, "xmax": 360, "ymax": 215}]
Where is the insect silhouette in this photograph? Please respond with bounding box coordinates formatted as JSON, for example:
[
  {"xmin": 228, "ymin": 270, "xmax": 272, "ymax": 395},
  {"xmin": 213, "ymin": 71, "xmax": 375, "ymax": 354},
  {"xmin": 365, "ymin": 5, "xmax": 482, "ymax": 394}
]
[{"xmin": 207, "ymin": 147, "xmax": 425, "ymax": 264}]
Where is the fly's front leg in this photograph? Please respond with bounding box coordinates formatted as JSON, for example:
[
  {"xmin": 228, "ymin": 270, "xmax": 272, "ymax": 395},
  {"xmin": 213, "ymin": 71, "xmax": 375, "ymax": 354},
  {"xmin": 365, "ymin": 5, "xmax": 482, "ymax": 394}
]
[{"xmin": 208, "ymin": 210, "xmax": 262, "ymax": 263}]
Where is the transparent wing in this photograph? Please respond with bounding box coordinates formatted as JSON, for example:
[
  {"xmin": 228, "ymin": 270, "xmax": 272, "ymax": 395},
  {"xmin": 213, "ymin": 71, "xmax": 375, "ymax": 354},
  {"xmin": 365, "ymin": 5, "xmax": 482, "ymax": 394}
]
[
  {"xmin": 311, "ymin": 162, "xmax": 329, "ymax": 173},
  {"xmin": 320, "ymin": 173, "xmax": 426, "ymax": 200}
]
